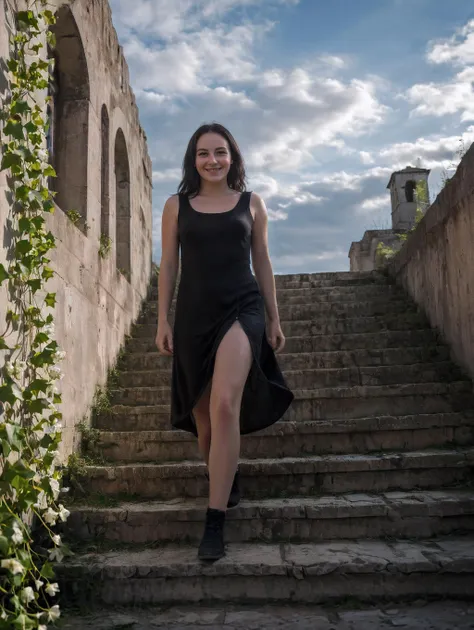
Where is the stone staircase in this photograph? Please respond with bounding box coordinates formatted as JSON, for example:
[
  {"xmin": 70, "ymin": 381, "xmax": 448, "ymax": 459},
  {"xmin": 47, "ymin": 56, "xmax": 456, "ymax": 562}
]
[{"xmin": 61, "ymin": 270, "xmax": 474, "ymax": 607}]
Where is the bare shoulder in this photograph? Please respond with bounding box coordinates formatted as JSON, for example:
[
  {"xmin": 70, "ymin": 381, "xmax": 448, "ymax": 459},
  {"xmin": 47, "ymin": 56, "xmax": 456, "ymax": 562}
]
[
  {"xmin": 249, "ymin": 191, "xmax": 267, "ymax": 221},
  {"xmin": 163, "ymin": 194, "xmax": 179, "ymax": 218}
]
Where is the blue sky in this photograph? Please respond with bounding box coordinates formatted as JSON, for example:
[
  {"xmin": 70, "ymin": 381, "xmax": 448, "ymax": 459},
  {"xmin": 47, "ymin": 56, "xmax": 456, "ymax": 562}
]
[{"xmin": 109, "ymin": 0, "xmax": 474, "ymax": 273}]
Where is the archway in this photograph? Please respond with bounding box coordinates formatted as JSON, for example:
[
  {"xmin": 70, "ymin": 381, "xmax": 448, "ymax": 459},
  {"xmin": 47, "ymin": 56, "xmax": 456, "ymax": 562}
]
[
  {"xmin": 115, "ymin": 129, "xmax": 131, "ymax": 280},
  {"xmin": 50, "ymin": 6, "xmax": 90, "ymax": 231}
]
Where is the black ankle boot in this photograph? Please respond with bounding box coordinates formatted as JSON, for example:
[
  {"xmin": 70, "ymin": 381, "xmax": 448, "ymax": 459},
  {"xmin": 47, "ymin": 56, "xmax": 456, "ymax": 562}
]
[
  {"xmin": 205, "ymin": 468, "xmax": 241, "ymax": 509},
  {"xmin": 198, "ymin": 507, "xmax": 226, "ymax": 561},
  {"xmin": 227, "ymin": 468, "xmax": 241, "ymax": 508}
]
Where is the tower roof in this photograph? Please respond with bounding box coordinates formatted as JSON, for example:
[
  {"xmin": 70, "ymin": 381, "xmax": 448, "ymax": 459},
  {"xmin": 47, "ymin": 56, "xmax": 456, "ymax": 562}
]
[{"xmin": 386, "ymin": 166, "xmax": 430, "ymax": 189}]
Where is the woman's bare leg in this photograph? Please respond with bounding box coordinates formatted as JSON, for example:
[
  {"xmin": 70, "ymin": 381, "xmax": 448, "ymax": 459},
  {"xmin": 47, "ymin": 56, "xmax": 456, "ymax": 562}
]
[
  {"xmin": 192, "ymin": 382, "xmax": 211, "ymax": 464},
  {"xmin": 208, "ymin": 321, "xmax": 252, "ymax": 511}
]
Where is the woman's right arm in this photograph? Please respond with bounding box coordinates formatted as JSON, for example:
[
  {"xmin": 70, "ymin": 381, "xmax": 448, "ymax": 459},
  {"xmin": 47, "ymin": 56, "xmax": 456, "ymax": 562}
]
[{"xmin": 156, "ymin": 195, "xmax": 179, "ymax": 355}]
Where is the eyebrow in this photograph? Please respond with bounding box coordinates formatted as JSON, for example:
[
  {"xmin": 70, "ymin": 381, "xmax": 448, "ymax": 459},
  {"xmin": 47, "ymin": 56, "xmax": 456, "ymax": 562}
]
[{"xmin": 197, "ymin": 147, "xmax": 228, "ymax": 151}]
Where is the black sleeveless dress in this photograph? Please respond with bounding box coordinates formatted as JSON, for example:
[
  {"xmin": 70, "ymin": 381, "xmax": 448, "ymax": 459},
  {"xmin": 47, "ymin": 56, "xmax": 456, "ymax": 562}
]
[{"xmin": 170, "ymin": 191, "xmax": 294, "ymax": 436}]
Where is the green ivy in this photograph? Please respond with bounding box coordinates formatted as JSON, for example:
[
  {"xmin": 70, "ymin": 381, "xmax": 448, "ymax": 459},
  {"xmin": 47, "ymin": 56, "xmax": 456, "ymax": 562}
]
[{"xmin": 0, "ymin": 2, "xmax": 72, "ymax": 628}]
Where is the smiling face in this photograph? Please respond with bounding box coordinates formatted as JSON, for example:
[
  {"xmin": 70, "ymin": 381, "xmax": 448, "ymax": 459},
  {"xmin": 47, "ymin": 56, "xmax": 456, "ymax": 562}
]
[{"xmin": 195, "ymin": 132, "xmax": 233, "ymax": 185}]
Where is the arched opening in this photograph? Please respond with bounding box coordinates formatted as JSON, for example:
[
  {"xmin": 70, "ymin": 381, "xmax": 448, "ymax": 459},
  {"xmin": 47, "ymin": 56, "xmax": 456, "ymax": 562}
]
[
  {"xmin": 101, "ymin": 105, "xmax": 110, "ymax": 239},
  {"xmin": 405, "ymin": 180, "xmax": 416, "ymax": 203},
  {"xmin": 115, "ymin": 129, "xmax": 131, "ymax": 281},
  {"xmin": 50, "ymin": 6, "xmax": 90, "ymax": 231}
]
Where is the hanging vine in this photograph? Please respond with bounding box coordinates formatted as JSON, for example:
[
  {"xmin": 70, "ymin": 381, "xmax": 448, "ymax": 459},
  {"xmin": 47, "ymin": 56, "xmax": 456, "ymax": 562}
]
[{"xmin": 0, "ymin": 2, "xmax": 72, "ymax": 628}]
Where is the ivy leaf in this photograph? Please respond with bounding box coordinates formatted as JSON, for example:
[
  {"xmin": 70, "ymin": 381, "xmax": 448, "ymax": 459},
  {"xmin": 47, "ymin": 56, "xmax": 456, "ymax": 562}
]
[
  {"xmin": 27, "ymin": 378, "xmax": 49, "ymax": 394},
  {"xmin": 44, "ymin": 165, "xmax": 56, "ymax": 178},
  {"xmin": 0, "ymin": 336, "xmax": 10, "ymax": 350},
  {"xmin": 40, "ymin": 561, "xmax": 55, "ymax": 580},
  {"xmin": 11, "ymin": 100, "xmax": 30, "ymax": 115},
  {"xmin": 45, "ymin": 293, "xmax": 56, "ymax": 308},
  {"xmin": 0, "ymin": 263, "xmax": 9, "ymax": 284},
  {"xmin": 27, "ymin": 279, "xmax": 42, "ymax": 293},
  {"xmin": 1, "ymin": 152, "xmax": 22, "ymax": 171},
  {"xmin": 15, "ymin": 240, "xmax": 32, "ymax": 255},
  {"xmin": 0, "ymin": 535, "xmax": 9, "ymax": 556},
  {"xmin": 0, "ymin": 383, "xmax": 23, "ymax": 405},
  {"xmin": 3, "ymin": 120, "xmax": 24, "ymax": 141}
]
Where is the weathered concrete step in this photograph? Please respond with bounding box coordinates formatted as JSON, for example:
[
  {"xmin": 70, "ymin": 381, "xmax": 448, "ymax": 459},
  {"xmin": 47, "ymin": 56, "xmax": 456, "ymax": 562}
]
[
  {"xmin": 120, "ymin": 345, "xmax": 452, "ymax": 374},
  {"xmin": 144, "ymin": 284, "xmax": 407, "ymax": 311},
  {"xmin": 98, "ymin": 381, "xmax": 474, "ymax": 431},
  {"xmin": 116, "ymin": 360, "xmax": 465, "ymax": 390},
  {"xmin": 66, "ymin": 490, "xmax": 474, "ymax": 544},
  {"xmin": 125, "ymin": 328, "xmax": 439, "ymax": 355},
  {"xmin": 97, "ymin": 414, "xmax": 474, "ymax": 463},
  {"xmin": 282, "ymin": 313, "xmax": 429, "ymax": 338},
  {"xmin": 131, "ymin": 312, "xmax": 430, "ymax": 341},
  {"xmin": 110, "ymin": 369, "xmax": 471, "ymax": 406},
  {"xmin": 55, "ymin": 601, "xmax": 474, "ymax": 630},
  {"xmin": 58, "ymin": 536, "xmax": 474, "ymax": 606},
  {"xmin": 138, "ymin": 299, "xmax": 418, "ymax": 330},
  {"xmin": 147, "ymin": 271, "xmax": 390, "ymax": 299},
  {"xmin": 82, "ymin": 448, "xmax": 474, "ymax": 499}
]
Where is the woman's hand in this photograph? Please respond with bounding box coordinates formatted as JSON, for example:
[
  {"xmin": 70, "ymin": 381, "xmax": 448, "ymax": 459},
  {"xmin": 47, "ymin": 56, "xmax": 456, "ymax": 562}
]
[
  {"xmin": 267, "ymin": 318, "xmax": 285, "ymax": 353},
  {"xmin": 156, "ymin": 320, "xmax": 174, "ymax": 356}
]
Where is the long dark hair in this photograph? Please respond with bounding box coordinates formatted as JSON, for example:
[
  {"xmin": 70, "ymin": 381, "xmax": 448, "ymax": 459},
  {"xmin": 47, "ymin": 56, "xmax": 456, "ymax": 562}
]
[{"xmin": 177, "ymin": 123, "xmax": 247, "ymax": 198}]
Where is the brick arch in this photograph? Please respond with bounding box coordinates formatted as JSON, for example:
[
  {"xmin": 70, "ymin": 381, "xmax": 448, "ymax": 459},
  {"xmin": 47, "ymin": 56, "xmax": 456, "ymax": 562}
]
[
  {"xmin": 115, "ymin": 128, "xmax": 131, "ymax": 281},
  {"xmin": 50, "ymin": 6, "xmax": 90, "ymax": 231}
]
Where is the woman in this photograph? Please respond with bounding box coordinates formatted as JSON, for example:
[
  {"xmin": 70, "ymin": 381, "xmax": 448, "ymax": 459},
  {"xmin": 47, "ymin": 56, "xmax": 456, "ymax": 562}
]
[{"xmin": 156, "ymin": 123, "xmax": 294, "ymax": 561}]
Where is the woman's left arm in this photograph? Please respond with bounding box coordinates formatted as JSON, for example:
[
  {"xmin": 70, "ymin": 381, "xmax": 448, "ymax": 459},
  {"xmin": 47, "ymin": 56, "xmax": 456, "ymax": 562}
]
[{"xmin": 250, "ymin": 192, "xmax": 285, "ymax": 353}]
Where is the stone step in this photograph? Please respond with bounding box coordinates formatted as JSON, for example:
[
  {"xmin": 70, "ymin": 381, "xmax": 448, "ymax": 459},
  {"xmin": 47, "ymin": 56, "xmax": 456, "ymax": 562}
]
[
  {"xmin": 98, "ymin": 381, "xmax": 474, "ymax": 431},
  {"xmin": 130, "ymin": 312, "xmax": 430, "ymax": 341},
  {"xmin": 147, "ymin": 271, "xmax": 390, "ymax": 299},
  {"xmin": 66, "ymin": 490, "xmax": 474, "ymax": 545},
  {"xmin": 120, "ymin": 345, "xmax": 452, "ymax": 374},
  {"xmin": 116, "ymin": 360, "xmax": 465, "ymax": 390},
  {"xmin": 96, "ymin": 414, "xmax": 474, "ymax": 463},
  {"xmin": 138, "ymin": 298, "xmax": 418, "ymax": 330},
  {"xmin": 143, "ymin": 284, "xmax": 407, "ymax": 311},
  {"xmin": 124, "ymin": 328, "xmax": 439, "ymax": 356},
  {"xmin": 82, "ymin": 447, "xmax": 474, "ymax": 499},
  {"xmin": 57, "ymin": 535, "xmax": 474, "ymax": 606},
  {"xmin": 110, "ymin": 369, "xmax": 471, "ymax": 406}
]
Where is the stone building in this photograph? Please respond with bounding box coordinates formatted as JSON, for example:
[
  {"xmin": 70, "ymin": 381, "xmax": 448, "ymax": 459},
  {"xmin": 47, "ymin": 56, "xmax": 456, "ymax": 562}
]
[
  {"xmin": 349, "ymin": 166, "xmax": 430, "ymax": 271},
  {"xmin": 0, "ymin": 0, "xmax": 153, "ymax": 459}
]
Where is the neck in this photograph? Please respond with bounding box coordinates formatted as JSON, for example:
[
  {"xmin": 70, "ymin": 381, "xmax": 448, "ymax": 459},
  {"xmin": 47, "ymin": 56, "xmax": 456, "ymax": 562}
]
[{"xmin": 198, "ymin": 180, "xmax": 233, "ymax": 197}]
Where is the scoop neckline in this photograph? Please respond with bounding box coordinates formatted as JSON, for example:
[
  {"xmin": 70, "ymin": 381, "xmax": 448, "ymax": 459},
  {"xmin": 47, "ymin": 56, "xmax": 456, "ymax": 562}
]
[{"xmin": 186, "ymin": 192, "xmax": 245, "ymax": 215}]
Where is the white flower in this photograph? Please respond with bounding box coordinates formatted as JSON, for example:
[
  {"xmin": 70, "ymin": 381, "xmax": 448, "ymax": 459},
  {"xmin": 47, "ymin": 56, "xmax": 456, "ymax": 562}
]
[
  {"xmin": 1, "ymin": 610, "xmax": 7, "ymax": 620},
  {"xmin": 45, "ymin": 582, "xmax": 59, "ymax": 596},
  {"xmin": 1, "ymin": 558, "xmax": 25, "ymax": 575},
  {"xmin": 44, "ymin": 322, "xmax": 55, "ymax": 336},
  {"xmin": 49, "ymin": 478, "xmax": 60, "ymax": 499},
  {"xmin": 20, "ymin": 586, "xmax": 35, "ymax": 603},
  {"xmin": 49, "ymin": 547, "xmax": 63, "ymax": 562},
  {"xmin": 48, "ymin": 365, "xmax": 62, "ymax": 379},
  {"xmin": 35, "ymin": 579, "xmax": 44, "ymax": 590},
  {"xmin": 52, "ymin": 534, "xmax": 61, "ymax": 546},
  {"xmin": 46, "ymin": 605, "xmax": 60, "ymax": 622},
  {"xmin": 12, "ymin": 522, "xmax": 23, "ymax": 544},
  {"xmin": 58, "ymin": 504, "xmax": 70, "ymax": 522},
  {"xmin": 34, "ymin": 491, "xmax": 48, "ymax": 510},
  {"xmin": 39, "ymin": 626, "xmax": 47, "ymax": 630},
  {"xmin": 55, "ymin": 350, "xmax": 66, "ymax": 361},
  {"xmin": 43, "ymin": 507, "xmax": 58, "ymax": 525}
]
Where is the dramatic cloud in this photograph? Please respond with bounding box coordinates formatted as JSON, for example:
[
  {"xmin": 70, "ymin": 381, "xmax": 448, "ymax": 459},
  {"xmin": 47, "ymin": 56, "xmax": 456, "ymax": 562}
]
[
  {"xmin": 108, "ymin": 1, "xmax": 474, "ymax": 273},
  {"xmin": 404, "ymin": 20, "xmax": 474, "ymax": 121}
]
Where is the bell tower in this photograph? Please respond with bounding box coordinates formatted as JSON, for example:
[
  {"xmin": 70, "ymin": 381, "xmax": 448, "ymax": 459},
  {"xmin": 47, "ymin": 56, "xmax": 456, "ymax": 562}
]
[{"xmin": 387, "ymin": 166, "xmax": 430, "ymax": 230}]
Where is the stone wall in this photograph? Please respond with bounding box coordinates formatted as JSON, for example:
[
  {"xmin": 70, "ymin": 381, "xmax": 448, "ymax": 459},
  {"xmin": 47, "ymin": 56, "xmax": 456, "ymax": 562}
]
[
  {"xmin": 0, "ymin": 0, "xmax": 153, "ymax": 460},
  {"xmin": 349, "ymin": 230, "xmax": 401, "ymax": 272},
  {"xmin": 387, "ymin": 143, "xmax": 474, "ymax": 381}
]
